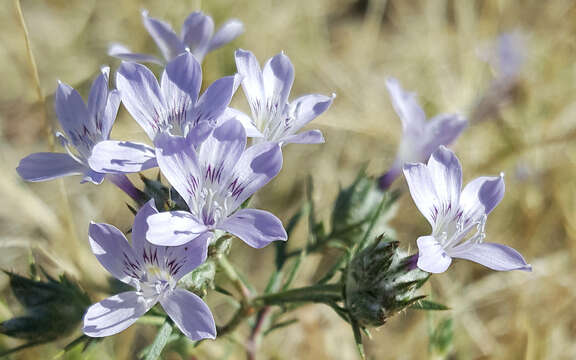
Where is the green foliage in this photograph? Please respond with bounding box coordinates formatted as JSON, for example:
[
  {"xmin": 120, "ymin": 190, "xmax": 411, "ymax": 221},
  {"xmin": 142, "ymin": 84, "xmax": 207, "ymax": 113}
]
[
  {"xmin": 429, "ymin": 317, "xmax": 454, "ymax": 357},
  {"xmin": 142, "ymin": 320, "xmax": 174, "ymax": 360},
  {"xmin": 331, "ymin": 170, "xmax": 399, "ymax": 247},
  {"xmin": 139, "ymin": 174, "xmax": 189, "ymax": 211},
  {"xmin": 410, "ymin": 300, "xmax": 449, "ymax": 311},
  {"xmin": 0, "ymin": 266, "xmax": 91, "ymax": 343}
]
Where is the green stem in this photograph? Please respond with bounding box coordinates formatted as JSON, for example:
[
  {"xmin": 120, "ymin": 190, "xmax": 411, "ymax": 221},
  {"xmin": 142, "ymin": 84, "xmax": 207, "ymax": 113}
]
[
  {"xmin": 217, "ymin": 305, "xmax": 253, "ymax": 336},
  {"xmin": 253, "ymin": 284, "xmax": 342, "ymax": 307},
  {"xmin": 217, "ymin": 284, "xmax": 343, "ymax": 337},
  {"xmin": 218, "ymin": 255, "xmax": 251, "ymax": 301},
  {"xmin": 144, "ymin": 320, "xmax": 173, "ymax": 360},
  {"xmin": 138, "ymin": 315, "xmax": 167, "ymax": 326}
]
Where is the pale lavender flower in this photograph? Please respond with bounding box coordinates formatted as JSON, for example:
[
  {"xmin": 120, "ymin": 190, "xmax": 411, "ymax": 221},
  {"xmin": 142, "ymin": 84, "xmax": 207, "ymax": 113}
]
[
  {"xmin": 234, "ymin": 49, "xmax": 334, "ymax": 145},
  {"xmin": 89, "ymin": 51, "xmax": 239, "ymax": 174},
  {"xmin": 471, "ymin": 31, "xmax": 525, "ymax": 123},
  {"xmin": 403, "ymin": 146, "xmax": 532, "ymax": 274},
  {"xmin": 378, "ymin": 78, "xmax": 467, "ymax": 190},
  {"xmin": 146, "ymin": 118, "xmax": 287, "ymax": 248},
  {"xmin": 17, "ymin": 67, "xmax": 120, "ymax": 184},
  {"xmin": 109, "ymin": 10, "xmax": 244, "ymax": 64},
  {"xmin": 483, "ymin": 31, "xmax": 525, "ymax": 81},
  {"xmin": 83, "ymin": 200, "xmax": 215, "ymax": 339}
]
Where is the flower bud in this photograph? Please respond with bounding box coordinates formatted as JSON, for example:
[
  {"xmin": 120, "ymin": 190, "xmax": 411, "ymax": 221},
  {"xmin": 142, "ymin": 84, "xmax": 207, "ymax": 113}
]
[{"xmin": 345, "ymin": 236, "xmax": 428, "ymax": 327}]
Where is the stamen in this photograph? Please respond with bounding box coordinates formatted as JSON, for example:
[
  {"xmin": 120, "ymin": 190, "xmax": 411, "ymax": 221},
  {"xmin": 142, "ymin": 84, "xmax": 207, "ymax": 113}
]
[{"xmin": 442, "ymin": 214, "xmax": 488, "ymax": 250}]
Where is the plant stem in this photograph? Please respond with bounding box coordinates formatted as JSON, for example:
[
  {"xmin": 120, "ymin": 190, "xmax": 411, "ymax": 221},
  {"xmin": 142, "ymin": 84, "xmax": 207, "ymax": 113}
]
[
  {"xmin": 138, "ymin": 315, "xmax": 167, "ymax": 326},
  {"xmin": 15, "ymin": 0, "xmax": 82, "ymax": 267},
  {"xmin": 246, "ymin": 307, "xmax": 272, "ymax": 360},
  {"xmin": 252, "ymin": 284, "xmax": 342, "ymax": 307},
  {"xmin": 218, "ymin": 255, "xmax": 252, "ymax": 301},
  {"xmin": 216, "ymin": 304, "xmax": 254, "ymax": 336},
  {"xmin": 144, "ymin": 320, "xmax": 173, "ymax": 360},
  {"xmin": 246, "ymin": 270, "xmax": 284, "ymax": 360},
  {"xmin": 217, "ymin": 284, "xmax": 343, "ymax": 337},
  {"xmin": 14, "ymin": 0, "xmax": 53, "ymax": 150}
]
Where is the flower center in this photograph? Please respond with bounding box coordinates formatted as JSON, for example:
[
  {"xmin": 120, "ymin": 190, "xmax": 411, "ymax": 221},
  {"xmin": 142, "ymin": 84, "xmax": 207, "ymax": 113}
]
[
  {"xmin": 436, "ymin": 214, "xmax": 487, "ymax": 251},
  {"xmin": 252, "ymin": 97, "xmax": 290, "ymax": 142},
  {"xmin": 139, "ymin": 264, "xmax": 176, "ymax": 305},
  {"xmin": 190, "ymin": 186, "xmax": 232, "ymax": 227}
]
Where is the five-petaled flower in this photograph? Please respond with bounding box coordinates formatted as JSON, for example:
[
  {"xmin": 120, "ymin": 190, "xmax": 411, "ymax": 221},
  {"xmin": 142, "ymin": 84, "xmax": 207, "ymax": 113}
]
[
  {"xmin": 378, "ymin": 78, "xmax": 467, "ymax": 190},
  {"xmin": 145, "ymin": 118, "xmax": 288, "ymax": 248},
  {"xmin": 83, "ymin": 200, "xmax": 216, "ymax": 340},
  {"xmin": 17, "ymin": 67, "xmax": 120, "ymax": 184},
  {"xmin": 234, "ymin": 49, "xmax": 335, "ymax": 145},
  {"xmin": 89, "ymin": 51, "xmax": 240, "ymax": 174},
  {"xmin": 109, "ymin": 10, "xmax": 244, "ymax": 64},
  {"xmin": 403, "ymin": 146, "xmax": 532, "ymax": 274}
]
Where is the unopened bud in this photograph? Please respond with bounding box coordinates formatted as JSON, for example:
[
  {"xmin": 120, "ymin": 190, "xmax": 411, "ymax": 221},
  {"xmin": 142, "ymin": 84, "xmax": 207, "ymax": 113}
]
[{"xmin": 345, "ymin": 236, "xmax": 428, "ymax": 327}]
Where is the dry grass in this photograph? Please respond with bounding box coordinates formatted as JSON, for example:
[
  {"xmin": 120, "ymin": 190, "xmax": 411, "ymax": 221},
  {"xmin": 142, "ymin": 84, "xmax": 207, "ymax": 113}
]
[{"xmin": 1, "ymin": 0, "xmax": 575, "ymax": 359}]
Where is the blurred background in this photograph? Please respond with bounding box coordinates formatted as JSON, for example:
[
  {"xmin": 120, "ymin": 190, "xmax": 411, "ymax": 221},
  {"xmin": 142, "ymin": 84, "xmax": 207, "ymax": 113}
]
[{"xmin": 1, "ymin": 0, "xmax": 575, "ymax": 358}]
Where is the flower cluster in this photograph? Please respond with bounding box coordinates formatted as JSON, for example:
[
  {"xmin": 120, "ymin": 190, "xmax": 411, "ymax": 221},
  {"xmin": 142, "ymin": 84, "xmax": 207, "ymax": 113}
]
[
  {"xmin": 16, "ymin": 9, "xmax": 333, "ymax": 342},
  {"xmin": 14, "ymin": 7, "xmax": 532, "ymax": 356}
]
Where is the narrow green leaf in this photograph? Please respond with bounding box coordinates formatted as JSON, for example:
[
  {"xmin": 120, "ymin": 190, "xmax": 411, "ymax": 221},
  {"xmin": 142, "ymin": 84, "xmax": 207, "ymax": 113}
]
[
  {"xmin": 317, "ymin": 251, "xmax": 350, "ymax": 285},
  {"xmin": 354, "ymin": 190, "xmax": 392, "ymax": 255},
  {"xmin": 410, "ymin": 300, "xmax": 450, "ymax": 311},
  {"xmin": 327, "ymin": 302, "xmax": 351, "ymax": 324},
  {"xmin": 263, "ymin": 318, "xmax": 299, "ymax": 336},
  {"xmin": 214, "ymin": 286, "xmax": 235, "ymax": 297},
  {"xmin": 264, "ymin": 270, "xmax": 283, "ymax": 294},
  {"xmin": 143, "ymin": 320, "xmax": 173, "ymax": 360},
  {"xmin": 306, "ymin": 176, "xmax": 318, "ymax": 247},
  {"xmin": 275, "ymin": 206, "xmax": 305, "ymax": 270},
  {"xmin": 429, "ymin": 317, "xmax": 453, "ymax": 356},
  {"xmin": 281, "ymin": 249, "xmax": 306, "ymax": 290},
  {"xmin": 0, "ymin": 341, "xmax": 43, "ymax": 358},
  {"xmin": 351, "ymin": 319, "xmax": 367, "ymax": 360},
  {"xmin": 63, "ymin": 334, "xmax": 89, "ymax": 351}
]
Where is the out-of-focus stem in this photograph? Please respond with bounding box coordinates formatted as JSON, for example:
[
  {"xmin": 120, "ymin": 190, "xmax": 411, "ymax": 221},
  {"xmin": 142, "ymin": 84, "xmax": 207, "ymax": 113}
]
[
  {"xmin": 245, "ymin": 270, "xmax": 284, "ymax": 359},
  {"xmin": 246, "ymin": 307, "xmax": 272, "ymax": 360},
  {"xmin": 218, "ymin": 256, "xmax": 252, "ymax": 301},
  {"xmin": 14, "ymin": 0, "xmax": 53, "ymax": 151},
  {"xmin": 138, "ymin": 315, "xmax": 167, "ymax": 326},
  {"xmin": 216, "ymin": 304, "xmax": 254, "ymax": 336},
  {"xmin": 15, "ymin": 0, "xmax": 82, "ymax": 267}
]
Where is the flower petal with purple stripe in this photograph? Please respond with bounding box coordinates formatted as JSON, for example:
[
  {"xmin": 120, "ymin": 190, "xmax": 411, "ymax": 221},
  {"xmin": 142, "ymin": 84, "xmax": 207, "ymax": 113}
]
[
  {"xmin": 404, "ymin": 146, "xmax": 531, "ymax": 274},
  {"xmin": 150, "ymin": 119, "xmax": 286, "ymax": 248},
  {"xmin": 17, "ymin": 68, "xmax": 119, "ymax": 184},
  {"xmin": 83, "ymin": 202, "xmax": 215, "ymax": 340}
]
